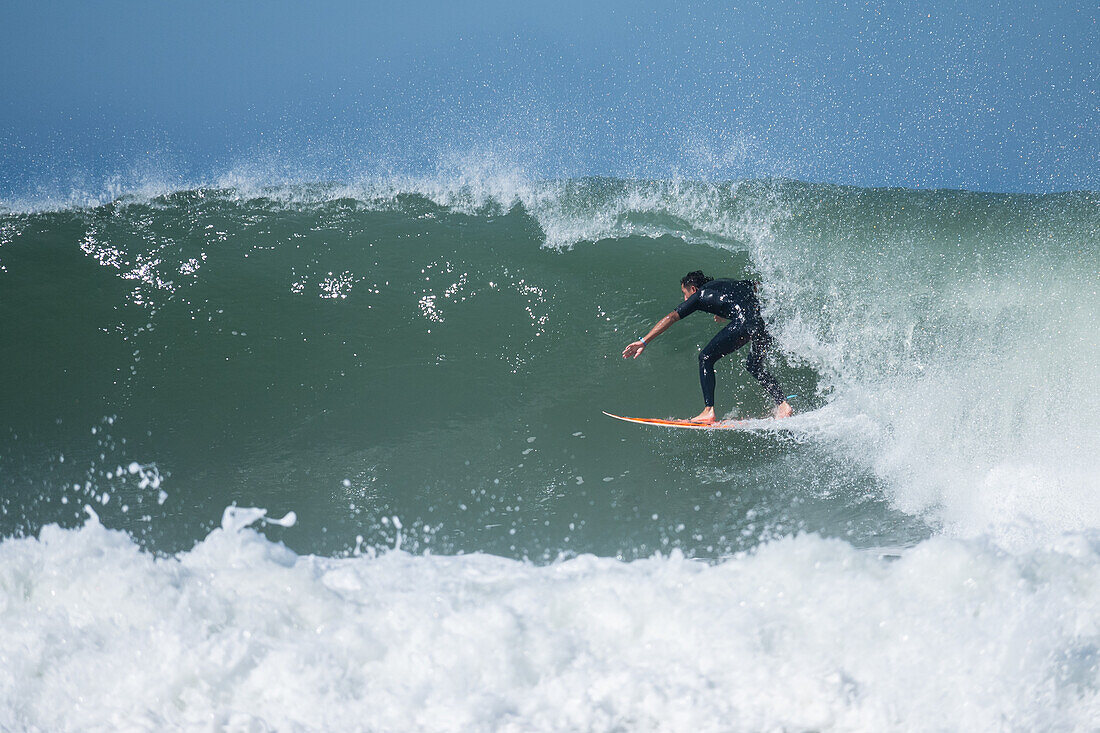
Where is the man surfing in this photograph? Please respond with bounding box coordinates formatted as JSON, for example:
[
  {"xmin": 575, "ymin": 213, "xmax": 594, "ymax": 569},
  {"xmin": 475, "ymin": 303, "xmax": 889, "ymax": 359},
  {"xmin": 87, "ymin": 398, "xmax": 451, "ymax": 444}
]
[{"xmin": 622, "ymin": 271, "xmax": 793, "ymax": 423}]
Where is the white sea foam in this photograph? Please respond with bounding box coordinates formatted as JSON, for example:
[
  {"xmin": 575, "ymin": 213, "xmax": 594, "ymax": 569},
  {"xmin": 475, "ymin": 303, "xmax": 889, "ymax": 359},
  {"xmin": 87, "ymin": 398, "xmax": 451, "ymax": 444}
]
[
  {"xmin": 2, "ymin": 511, "xmax": 1099, "ymax": 731},
  {"xmin": 746, "ymin": 192, "xmax": 1100, "ymax": 548}
]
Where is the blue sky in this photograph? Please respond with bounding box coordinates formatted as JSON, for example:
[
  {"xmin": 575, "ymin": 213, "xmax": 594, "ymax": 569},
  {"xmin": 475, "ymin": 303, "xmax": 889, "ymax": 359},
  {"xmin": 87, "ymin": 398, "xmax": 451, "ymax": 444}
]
[{"xmin": 1, "ymin": 0, "xmax": 1096, "ymax": 196}]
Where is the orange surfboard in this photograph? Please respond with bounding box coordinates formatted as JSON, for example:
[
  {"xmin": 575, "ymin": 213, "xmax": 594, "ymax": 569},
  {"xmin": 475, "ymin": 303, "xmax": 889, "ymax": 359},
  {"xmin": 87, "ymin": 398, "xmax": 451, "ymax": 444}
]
[{"xmin": 602, "ymin": 411, "xmax": 755, "ymax": 430}]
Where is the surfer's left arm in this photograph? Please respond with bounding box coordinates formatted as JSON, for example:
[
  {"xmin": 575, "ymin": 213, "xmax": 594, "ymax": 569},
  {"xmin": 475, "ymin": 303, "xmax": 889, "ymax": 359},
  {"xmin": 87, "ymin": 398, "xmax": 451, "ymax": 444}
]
[{"xmin": 622, "ymin": 311, "xmax": 680, "ymax": 359}]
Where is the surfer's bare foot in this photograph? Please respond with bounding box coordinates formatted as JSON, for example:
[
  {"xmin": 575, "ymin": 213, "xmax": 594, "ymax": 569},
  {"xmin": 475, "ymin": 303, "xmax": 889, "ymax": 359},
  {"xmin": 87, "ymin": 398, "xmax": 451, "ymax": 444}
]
[
  {"xmin": 772, "ymin": 401, "xmax": 793, "ymax": 419},
  {"xmin": 690, "ymin": 407, "xmax": 717, "ymax": 424}
]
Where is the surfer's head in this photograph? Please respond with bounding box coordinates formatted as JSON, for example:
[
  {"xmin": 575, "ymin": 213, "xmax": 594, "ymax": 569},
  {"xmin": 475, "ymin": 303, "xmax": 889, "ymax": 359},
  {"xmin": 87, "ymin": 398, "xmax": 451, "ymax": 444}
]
[{"xmin": 680, "ymin": 270, "xmax": 712, "ymax": 298}]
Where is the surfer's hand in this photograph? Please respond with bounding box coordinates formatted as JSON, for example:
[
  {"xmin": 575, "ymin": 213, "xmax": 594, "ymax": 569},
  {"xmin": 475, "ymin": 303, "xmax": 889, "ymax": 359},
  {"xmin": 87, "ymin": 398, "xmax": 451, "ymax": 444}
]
[
  {"xmin": 622, "ymin": 340, "xmax": 646, "ymax": 359},
  {"xmin": 714, "ymin": 314, "xmax": 726, "ymax": 323},
  {"xmin": 772, "ymin": 401, "xmax": 793, "ymax": 419}
]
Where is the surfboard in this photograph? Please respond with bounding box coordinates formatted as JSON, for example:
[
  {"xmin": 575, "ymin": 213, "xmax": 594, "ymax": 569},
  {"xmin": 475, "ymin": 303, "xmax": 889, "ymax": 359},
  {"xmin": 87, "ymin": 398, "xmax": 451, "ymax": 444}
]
[{"xmin": 602, "ymin": 411, "xmax": 757, "ymax": 430}]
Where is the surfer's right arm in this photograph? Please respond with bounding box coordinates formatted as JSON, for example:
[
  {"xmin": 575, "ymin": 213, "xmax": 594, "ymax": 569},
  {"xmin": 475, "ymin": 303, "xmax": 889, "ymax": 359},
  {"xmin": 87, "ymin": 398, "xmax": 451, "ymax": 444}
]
[{"xmin": 622, "ymin": 311, "xmax": 680, "ymax": 359}]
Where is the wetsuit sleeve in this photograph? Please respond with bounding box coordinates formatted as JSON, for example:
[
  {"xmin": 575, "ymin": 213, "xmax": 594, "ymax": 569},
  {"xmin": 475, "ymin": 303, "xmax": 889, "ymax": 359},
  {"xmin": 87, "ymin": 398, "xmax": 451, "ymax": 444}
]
[{"xmin": 674, "ymin": 292, "xmax": 701, "ymax": 319}]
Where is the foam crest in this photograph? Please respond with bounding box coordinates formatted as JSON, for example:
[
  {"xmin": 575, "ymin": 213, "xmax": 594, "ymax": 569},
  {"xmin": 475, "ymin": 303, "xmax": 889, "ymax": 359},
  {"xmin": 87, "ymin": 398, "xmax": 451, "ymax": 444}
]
[{"xmin": 2, "ymin": 159, "xmax": 783, "ymax": 253}]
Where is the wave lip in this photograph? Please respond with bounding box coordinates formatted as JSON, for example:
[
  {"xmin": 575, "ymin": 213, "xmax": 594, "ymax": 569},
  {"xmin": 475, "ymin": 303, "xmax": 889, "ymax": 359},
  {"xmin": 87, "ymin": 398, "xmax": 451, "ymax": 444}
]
[{"xmin": 3, "ymin": 514, "xmax": 1100, "ymax": 731}]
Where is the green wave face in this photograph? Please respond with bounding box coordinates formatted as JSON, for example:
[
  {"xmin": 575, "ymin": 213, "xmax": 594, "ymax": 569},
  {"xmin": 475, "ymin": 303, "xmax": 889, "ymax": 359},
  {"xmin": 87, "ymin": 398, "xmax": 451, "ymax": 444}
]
[{"xmin": 1, "ymin": 179, "xmax": 1096, "ymax": 557}]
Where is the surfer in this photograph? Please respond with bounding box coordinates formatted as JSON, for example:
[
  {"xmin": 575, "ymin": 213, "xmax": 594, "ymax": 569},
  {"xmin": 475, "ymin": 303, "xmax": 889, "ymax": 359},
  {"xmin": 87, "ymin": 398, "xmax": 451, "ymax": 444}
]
[{"xmin": 622, "ymin": 271, "xmax": 793, "ymax": 423}]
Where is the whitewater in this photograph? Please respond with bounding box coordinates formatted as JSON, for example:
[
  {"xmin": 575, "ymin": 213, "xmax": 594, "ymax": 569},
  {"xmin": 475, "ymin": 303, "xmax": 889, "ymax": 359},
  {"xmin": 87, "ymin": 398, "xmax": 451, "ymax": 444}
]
[{"xmin": 1, "ymin": 174, "xmax": 1098, "ymax": 731}]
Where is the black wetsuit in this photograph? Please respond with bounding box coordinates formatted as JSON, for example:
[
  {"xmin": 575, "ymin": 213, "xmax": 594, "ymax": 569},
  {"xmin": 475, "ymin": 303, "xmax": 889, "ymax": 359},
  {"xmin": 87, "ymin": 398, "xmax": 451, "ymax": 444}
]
[{"xmin": 674, "ymin": 279, "xmax": 786, "ymax": 407}]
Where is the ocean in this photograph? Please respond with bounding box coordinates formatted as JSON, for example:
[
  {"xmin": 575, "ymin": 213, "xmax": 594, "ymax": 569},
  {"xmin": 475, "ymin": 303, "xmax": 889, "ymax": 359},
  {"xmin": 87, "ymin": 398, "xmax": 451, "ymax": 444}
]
[{"xmin": 1, "ymin": 174, "xmax": 1098, "ymax": 730}]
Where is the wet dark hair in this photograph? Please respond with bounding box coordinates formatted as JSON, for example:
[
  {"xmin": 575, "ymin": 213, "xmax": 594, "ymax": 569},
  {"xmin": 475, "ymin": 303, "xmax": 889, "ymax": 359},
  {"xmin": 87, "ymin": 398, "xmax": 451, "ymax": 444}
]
[{"xmin": 680, "ymin": 270, "xmax": 713, "ymax": 290}]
